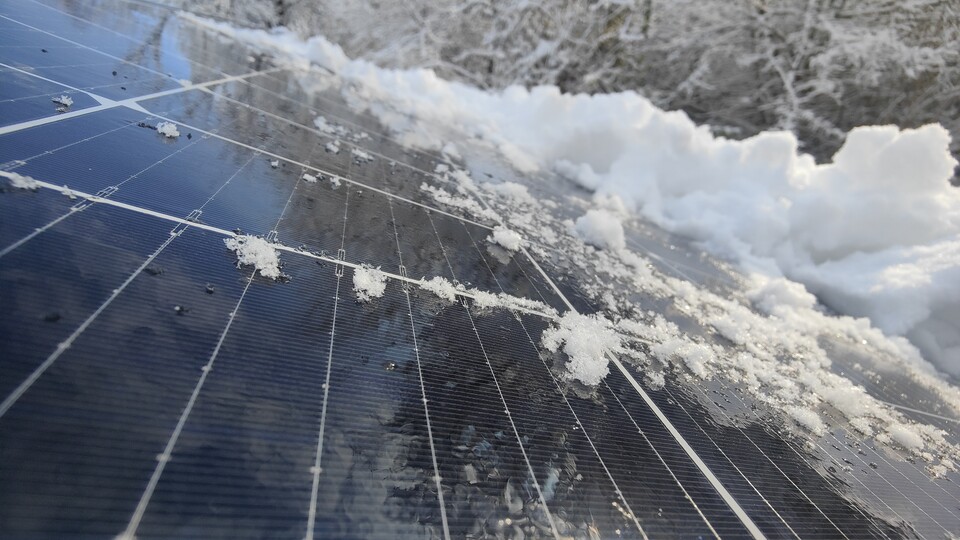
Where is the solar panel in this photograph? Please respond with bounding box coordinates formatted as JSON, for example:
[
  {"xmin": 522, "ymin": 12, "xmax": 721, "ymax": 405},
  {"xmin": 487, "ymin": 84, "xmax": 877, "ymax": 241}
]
[{"xmin": 2, "ymin": 0, "xmax": 959, "ymax": 538}]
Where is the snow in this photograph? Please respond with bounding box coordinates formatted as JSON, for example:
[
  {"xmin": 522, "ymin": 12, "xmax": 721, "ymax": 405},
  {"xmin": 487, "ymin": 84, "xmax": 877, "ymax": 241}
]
[
  {"xmin": 156, "ymin": 121, "xmax": 180, "ymax": 138},
  {"xmin": 488, "ymin": 226, "xmax": 522, "ymax": 251},
  {"xmin": 183, "ymin": 16, "xmax": 960, "ymax": 372},
  {"xmin": 52, "ymin": 95, "xmax": 73, "ymax": 107},
  {"xmin": 353, "ymin": 264, "xmax": 387, "ymax": 302},
  {"xmin": 1, "ymin": 171, "xmax": 40, "ymax": 190},
  {"xmin": 418, "ymin": 276, "xmax": 458, "ymax": 302},
  {"xmin": 223, "ymin": 235, "xmax": 282, "ymax": 280},
  {"xmin": 270, "ymin": 159, "xmax": 280, "ymax": 168},
  {"xmin": 574, "ymin": 209, "xmax": 626, "ymax": 251},
  {"xmin": 302, "ymin": 172, "xmax": 317, "ymax": 182},
  {"xmin": 325, "ymin": 140, "xmax": 340, "ymax": 154},
  {"xmin": 180, "ymin": 12, "xmax": 960, "ymax": 468},
  {"xmin": 541, "ymin": 312, "xmax": 622, "ymax": 386}
]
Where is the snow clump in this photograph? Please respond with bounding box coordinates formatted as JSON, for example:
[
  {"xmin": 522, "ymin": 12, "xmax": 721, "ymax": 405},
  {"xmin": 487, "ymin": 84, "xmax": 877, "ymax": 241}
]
[
  {"xmin": 156, "ymin": 121, "xmax": 180, "ymax": 138},
  {"xmin": 541, "ymin": 312, "xmax": 622, "ymax": 386},
  {"xmin": 353, "ymin": 264, "xmax": 387, "ymax": 302},
  {"xmin": 52, "ymin": 95, "xmax": 73, "ymax": 107},
  {"xmin": 488, "ymin": 226, "xmax": 522, "ymax": 251},
  {"xmin": 574, "ymin": 209, "xmax": 626, "ymax": 251},
  {"xmin": 223, "ymin": 235, "xmax": 282, "ymax": 280},
  {"xmin": 1, "ymin": 171, "xmax": 41, "ymax": 190}
]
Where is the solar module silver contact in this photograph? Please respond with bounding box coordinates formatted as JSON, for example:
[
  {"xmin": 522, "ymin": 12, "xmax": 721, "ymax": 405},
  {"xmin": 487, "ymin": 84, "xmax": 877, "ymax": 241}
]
[{"xmin": 1, "ymin": 0, "xmax": 959, "ymax": 538}]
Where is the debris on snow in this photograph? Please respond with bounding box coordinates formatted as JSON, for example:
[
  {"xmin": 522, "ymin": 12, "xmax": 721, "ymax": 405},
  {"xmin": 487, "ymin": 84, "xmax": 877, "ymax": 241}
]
[
  {"xmin": 488, "ymin": 226, "xmax": 522, "ymax": 251},
  {"xmin": 353, "ymin": 264, "xmax": 387, "ymax": 302},
  {"xmin": 223, "ymin": 235, "xmax": 282, "ymax": 280},
  {"xmin": 156, "ymin": 121, "xmax": 181, "ymax": 138}
]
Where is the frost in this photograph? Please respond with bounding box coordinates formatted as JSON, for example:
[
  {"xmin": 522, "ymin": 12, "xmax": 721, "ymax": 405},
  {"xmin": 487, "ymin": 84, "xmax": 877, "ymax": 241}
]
[
  {"xmin": 223, "ymin": 235, "xmax": 282, "ymax": 280},
  {"xmin": 488, "ymin": 226, "xmax": 522, "ymax": 251},
  {"xmin": 353, "ymin": 264, "xmax": 387, "ymax": 302},
  {"xmin": 156, "ymin": 121, "xmax": 180, "ymax": 138},
  {"xmin": 541, "ymin": 312, "xmax": 621, "ymax": 386},
  {"xmin": 574, "ymin": 209, "xmax": 625, "ymax": 251},
  {"xmin": 52, "ymin": 95, "xmax": 73, "ymax": 107},
  {"xmin": 1, "ymin": 171, "xmax": 40, "ymax": 190}
]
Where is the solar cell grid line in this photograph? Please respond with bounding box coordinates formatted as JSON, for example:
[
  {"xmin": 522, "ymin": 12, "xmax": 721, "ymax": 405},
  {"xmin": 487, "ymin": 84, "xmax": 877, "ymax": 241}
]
[
  {"xmin": 682, "ymin": 369, "xmax": 929, "ymax": 537},
  {"xmin": 807, "ymin": 412, "xmax": 956, "ymax": 535},
  {"xmin": 642, "ymin": 375, "xmax": 913, "ymax": 538},
  {"xmin": 831, "ymin": 424, "xmax": 960, "ymax": 532},
  {"xmin": 652, "ymin": 383, "xmax": 838, "ymax": 538},
  {"xmin": 304, "ymin": 173, "xmax": 350, "ymax": 540},
  {"xmin": 387, "ymin": 192, "xmax": 450, "ymax": 540},
  {"xmin": 0, "ymin": 142, "xmax": 261, "ymax": 420},
  {"xmin": 389, "ymin": 199, "xmax": 453, "ymax": 540},
  {"xmin": 18, "ymin": 0, "xmax": 259, "ymax": 81},
  {"xmin": 456, "ymin": 219, "xmax": 569, "ymax": 312},
  {"xmin": 454, "ymin": 218, "xmax": 719, "ymax": 538},
  {"xmin": 128, "ymin": 103, "xmax": 496, "ymax": 231},
  {"xmin": 677, "ymin": 380, "xmax": 875, "ymax": 538},
  {"xmin": 0, "ymin": 63, "xmax": 285, "ymax": 136},
  {"xmin": 0, "ymin": 120, "xmax": 214, "ymax": 260},
  {"xmin": 119, "ymin": 137, "xmax": 326, "ymax": 539},
  {"xmin": 418, "ymin": 206, "xmax": 564, "ymax": 539},
  {"xmin": 0, "ymin": 214, "xmax": 181, "ymax": 419},
  {"xmin": 198, "ymin": 73, "xmax": 458, "ymax": 188}
]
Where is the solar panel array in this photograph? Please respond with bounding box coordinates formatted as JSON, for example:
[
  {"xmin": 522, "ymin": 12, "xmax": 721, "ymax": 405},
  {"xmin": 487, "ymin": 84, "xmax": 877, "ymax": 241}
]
[{"xmin": 1, "ymin": 0, "xmax": 959, "ymax": 538}]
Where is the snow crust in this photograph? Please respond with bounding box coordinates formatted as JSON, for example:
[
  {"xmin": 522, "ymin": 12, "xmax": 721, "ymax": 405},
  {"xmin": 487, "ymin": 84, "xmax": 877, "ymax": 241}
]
[
  {"xmin": 179, "ymin": 12, "xmax": 960, "ymax": 373},
  {"xmin": 488, "ymin": 226, "xmax": 522, "ymax": 251},
  {"xmin": 353, "ymin": 264, "xmax": 387, "ymax": 302},
  {"xmin": 224, "ymin": 235, "xmax": 282, "ymax": 280},
  {"xmin": 541, "ymin": 312, "xmax": 622, "ymax": 386},
  {"xmin": 156, "ymin": 121, "xmax": 180, "ymax": 138}
]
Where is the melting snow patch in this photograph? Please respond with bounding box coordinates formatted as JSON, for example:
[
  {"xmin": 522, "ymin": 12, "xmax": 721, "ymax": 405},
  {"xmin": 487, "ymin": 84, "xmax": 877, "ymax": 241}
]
[
  {"xmin": 52, "ymin": 95, "xmax": 73, "ymax": 107},
  {"xmin": 541, "ymin": 312, "xmax": 621, "ymax": 386},
  {"xmin": 1, "ymin": 171, "xmax": 40, "ymax": 190},
  {"xmin": 574, "ymin": 209, "xmax": 626, "ymax": 251},
  {"xmin": 156, "ymin": 121, "xmax": 180, "ymax": 138},
  {"xmin": 224, "ymin": 235, "xmax": 282, "ymax": 280},
  {"xmin": 353, "ymin": 264, "xmax": 387, "ymax": 302},
  {"xmin": 488, "ymin": 226, "xmax": 522, "ymax": 251}
]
